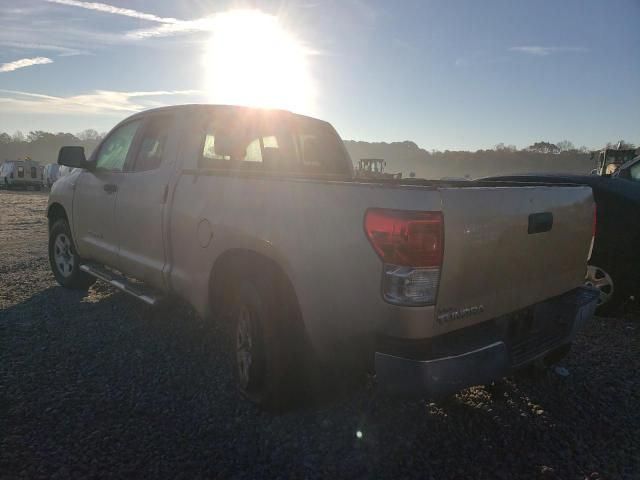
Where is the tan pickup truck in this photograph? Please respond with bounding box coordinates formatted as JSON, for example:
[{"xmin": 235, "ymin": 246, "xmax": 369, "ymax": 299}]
[{"xmin": 47, "ymin": 105, "xmax": 599, "ymax": 407}]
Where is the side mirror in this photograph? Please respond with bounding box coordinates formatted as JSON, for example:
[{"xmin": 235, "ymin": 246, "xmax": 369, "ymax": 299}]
[{"xmin": 58, "ymin": 146, "xmax": 90, "ymax": 169}]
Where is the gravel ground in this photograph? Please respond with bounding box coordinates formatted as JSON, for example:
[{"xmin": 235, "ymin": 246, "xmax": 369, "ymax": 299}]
[{"xmin": 1, "ymin": 189, "xmax": 639, "ymax": 479}]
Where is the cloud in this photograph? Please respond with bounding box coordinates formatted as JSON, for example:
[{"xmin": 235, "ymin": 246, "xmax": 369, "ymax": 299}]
[
  {"xmin": 126, "ymin": 18, "xmax": 215, "ymax": 39},
  {"xmin": 44, "ymin": 0, "xmax": 209, "ymax": 40},
  {"xmin": 45, "ymin": 0, "xmax": 179, "ymax": 24},
  {"xmin": 0, "ymin": 41, "xmax": 88, "ymax": 57},
  {"xmin": 0, "ymin": 57, "xmax": 53, "ymax": 73},
  {"xmin": 509, "ymin": 46, "xmax": 589, "ymax": 56},
  {"xmin": 0, "ymin": 89, "xmax": 202, "ymax": 114}
]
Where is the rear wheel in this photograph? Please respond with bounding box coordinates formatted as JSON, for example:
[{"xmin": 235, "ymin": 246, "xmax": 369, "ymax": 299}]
[
  {"xmin": 48, "ymin": 219, "xmax": 96, "ymax": 290},
  {"xmin": 229, "ymin": 268, "xmax": 306, "ymax": 410}
]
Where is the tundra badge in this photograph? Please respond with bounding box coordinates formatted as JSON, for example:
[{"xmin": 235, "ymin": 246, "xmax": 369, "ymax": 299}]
[{"xmin": 436, "ymin": 305, "xmax": 485, "ymax": 324}]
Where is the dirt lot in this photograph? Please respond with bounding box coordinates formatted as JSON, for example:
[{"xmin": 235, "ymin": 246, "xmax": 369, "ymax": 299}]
[{"xmin": 1, "ymin": 190, "xmax": 638, "ymax": 479}]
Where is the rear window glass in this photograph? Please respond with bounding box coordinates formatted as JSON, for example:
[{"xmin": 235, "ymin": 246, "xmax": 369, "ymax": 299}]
[
  {"xmin": 199, "ymin": 110, "xmax": 349, "ymax": 175},
  {"xmin": 293, "ymin": 117, "xmax": 351, "ymax": 175},
  {"xmin": 133, "ymin": 116, "xmax": 172, "ymax": 172}
]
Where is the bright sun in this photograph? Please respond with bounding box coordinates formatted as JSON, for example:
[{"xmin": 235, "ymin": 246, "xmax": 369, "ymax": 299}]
[{"xmin": 202, "ymin": 10, "xmax": 314, "ymax": 114}]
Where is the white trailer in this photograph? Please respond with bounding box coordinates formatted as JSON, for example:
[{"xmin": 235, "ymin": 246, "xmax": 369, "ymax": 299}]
[{"xmin": 0, "ymin": 160, "xmax": 43, "ymax": 190}]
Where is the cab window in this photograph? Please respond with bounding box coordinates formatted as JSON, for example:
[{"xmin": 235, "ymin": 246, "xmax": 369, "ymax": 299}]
[
  {"xmin": 132, "ymin": 116, "xmax": 172, "ymax": 172},
  {"xmin": 293, "ymin": 118, "xmax": 351, "ymax": 175},
  {"xmin": 95, "ymin": 120, "xmax": 142, "ymax": 172},
  {"xmin": 199, "ymin": 110, "xmax": 297, "ymax": 171}
]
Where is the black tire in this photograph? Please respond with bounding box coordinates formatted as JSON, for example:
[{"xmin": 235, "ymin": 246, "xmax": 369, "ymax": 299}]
[
  {"xmin": 230, "ymin": 268, "xmax": 306, "ymax": 410},
  {"xmin": 48, "ymin": 219, "xmax": 96, "ymax": 290}
]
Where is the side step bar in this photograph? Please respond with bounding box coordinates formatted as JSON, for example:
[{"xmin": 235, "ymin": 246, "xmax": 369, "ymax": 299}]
[{"xmin": 80, "ymin": 263, "xmax": 163, "ymax": 306}]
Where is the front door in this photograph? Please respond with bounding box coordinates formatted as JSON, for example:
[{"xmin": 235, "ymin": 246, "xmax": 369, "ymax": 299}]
[
  {"xmin": 73, "ymin": 119, "xmax": 142, "ymax": 267},
  {"xmin": 112, "ymin": 114, "xmax": 176, "ymax": 289}
]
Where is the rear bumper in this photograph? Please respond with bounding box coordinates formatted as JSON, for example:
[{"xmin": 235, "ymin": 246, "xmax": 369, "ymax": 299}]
[{"xmin": 375, "ymin": 286, "xmax": 599, "ymax": 398}]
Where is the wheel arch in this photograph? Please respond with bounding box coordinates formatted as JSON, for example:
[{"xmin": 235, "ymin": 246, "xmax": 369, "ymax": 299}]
[
  {"xmin": 47, "ymin": 202, "xmax": 68, "ymax": 230},
  {"xmin": 208, "ymin": 248, "xmax": 303, "ymax": 321}
]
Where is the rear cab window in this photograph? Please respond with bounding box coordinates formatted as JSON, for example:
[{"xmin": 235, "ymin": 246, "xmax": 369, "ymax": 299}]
[
  {"xmin": 293, "ymin": 117, "xmax": 351, "ymax": 175},
  {"xmin": 198, "ymin": 109, "xmax": 350, "ymax": 176},
  {"xmin": 131, "ymin": 115, "xmax": 173, "ymax": 172}
]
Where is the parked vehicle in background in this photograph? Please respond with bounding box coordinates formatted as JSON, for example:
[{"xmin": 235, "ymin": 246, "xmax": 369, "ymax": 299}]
[
  {"xmin": 613, "ymin": 155, "xmax": 640, "ymax": 183},
  {"xmin": 48, "ymin": 105, "xmax": 598, "ymax": 408},
  {"xmin": 0, "ymin": 159, "xmax": 43, "ymax": 190},
  {"xmin": 42, "ymin": 163, "xmax": 61, "ymax": 189},
  {"xmin": 591, "ymin": 146, "xmax": 638, "ymax": 176},
  {"xmin": 354, "ymin": 158, "xmax": 402, "ymax": 179},
  {"xmin": 483, "ymin": 173, "xmax": 640, "ymax": 314},
  {"xmin": 58, "ymin": 165, "xmax": 76, "ymax": 179}
]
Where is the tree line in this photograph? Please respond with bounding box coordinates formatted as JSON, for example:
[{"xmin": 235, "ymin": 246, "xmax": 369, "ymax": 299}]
[
  {"xmin": 344, "ymin": 139, "xmax": 638, "ymax": 179},
  {"xmin": 1, "ymin": 130, "xmax": 636, "ymax": 180},
  {"xmin": 0, "ymin": 130, "xmax": 105, "ymax": 165}
]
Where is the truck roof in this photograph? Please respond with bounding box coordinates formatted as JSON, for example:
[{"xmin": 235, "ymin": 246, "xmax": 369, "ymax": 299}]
[{"xmin": 125, "ymin": 104, "xmax": 329, "ymax": 126}]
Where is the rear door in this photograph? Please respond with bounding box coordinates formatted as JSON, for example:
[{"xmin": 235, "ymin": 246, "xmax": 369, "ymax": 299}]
[
  {"xmin": 111, "ymin": 114, "xmax": 177, "ymax": 290},
  {"xmin": 73, "ymin": 119, "xmax": 142, "ymax": 266},
  {"xmin": 435, "ymin": 185, "xmax": 594, "ymax": 332}
]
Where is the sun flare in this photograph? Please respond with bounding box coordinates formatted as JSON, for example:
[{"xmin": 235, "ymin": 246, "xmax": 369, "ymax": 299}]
[{"xmin": 202, "ymin": 10, "xmax": 314, "ymax": 114}]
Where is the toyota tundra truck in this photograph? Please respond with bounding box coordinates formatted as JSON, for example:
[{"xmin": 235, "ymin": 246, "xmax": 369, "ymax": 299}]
[{"xmin": 47, "ymin": 105, "xmax": 599, "ymax": 408}]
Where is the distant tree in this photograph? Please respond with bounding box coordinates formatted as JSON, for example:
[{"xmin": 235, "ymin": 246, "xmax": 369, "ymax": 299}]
[
  {"xmin": 494, "ymin": 143, "xmax": 517, "ymax": 152},
  {"xmin": 27, "ymin": 130, "xmax": 54, "ymax": 143},
  {"xmin": 77, "ymin": 129, "xmax": 101, "ymax": 141},
  {"xmin": 527, "ymin": 141, "xmax": 560, "ymax": 154},
  {"xmin": 557, "ymin": 140, "xmax": 575, "ymax": 152},
  {"xmin": 12, "ymin": 130, "xmax": 25, "ymax": 142},
  {"xmin": 0, "ymin": 132, "xmax": 11, "ymax": 144},
  {"xmin": 409, "ymin": 171, "xmax": 416, "ymax": 178},
  {"xmin": 393, "ymin": 140, "xmax": 420, "ymax": 151},
  {"xmin": 578, "ymin": 145, "xmax": 590, "ymax": 153}
]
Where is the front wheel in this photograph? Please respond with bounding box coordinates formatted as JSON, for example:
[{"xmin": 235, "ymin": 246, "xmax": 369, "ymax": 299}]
[{"xmin": 48, "ymin": 219, "xmax": 96, "ymax": 290}]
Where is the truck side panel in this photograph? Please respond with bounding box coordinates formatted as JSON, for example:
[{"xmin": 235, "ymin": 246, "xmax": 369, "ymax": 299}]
[{"xmin": 168, "ymin": 171, "xmax": 443, "ymax": 356}]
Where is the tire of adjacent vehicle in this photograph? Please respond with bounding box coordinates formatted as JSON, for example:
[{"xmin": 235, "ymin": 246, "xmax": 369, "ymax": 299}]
[
  {"xmin": 231, "ymin": 268, "xmax": 307, "ymax": 410},
  {"xmin": 48, "ymin": 219, "xmax": 96, "ymax": 290},
  {"xmin": 587, "ymin": 260, "xmax": 627, "ymax": 316}
]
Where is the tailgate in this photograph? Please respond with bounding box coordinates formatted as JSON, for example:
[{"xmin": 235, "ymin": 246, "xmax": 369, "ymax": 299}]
[{"xmin": 435, "ymin": 186, "xmax": 593, "ymax": 332}]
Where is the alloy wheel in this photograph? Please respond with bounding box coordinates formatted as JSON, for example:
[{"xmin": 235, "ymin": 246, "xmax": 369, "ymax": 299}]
[
  {"xmin": 53, "ymin": 233, "xmax": 75, "ymax": 278},
  {"xmin": 585, "ymin": 265, "xmax": 614, "ymax": 306}
]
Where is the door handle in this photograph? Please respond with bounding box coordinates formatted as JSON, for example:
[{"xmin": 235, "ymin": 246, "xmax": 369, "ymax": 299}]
[
  {"xmin": 103, "ymin": 183, "xmax": 118, "ymax": 194},
  {"xmin": 528, "ymin": 212, "xmax": 553, "ymax": 234}
]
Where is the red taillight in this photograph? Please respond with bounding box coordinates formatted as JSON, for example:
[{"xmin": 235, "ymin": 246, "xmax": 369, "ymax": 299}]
[{"xmin": 364, "ymin": 209, "xmax": 443, "ymax": 267}]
